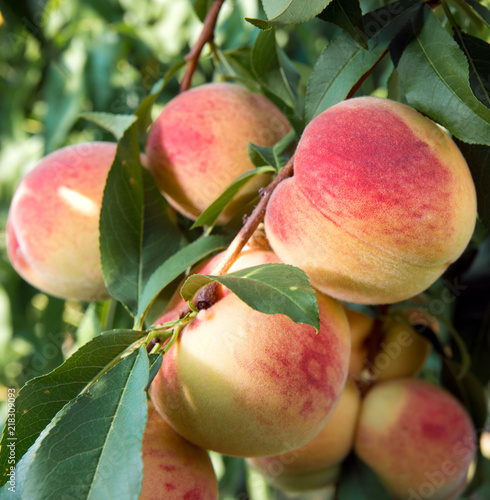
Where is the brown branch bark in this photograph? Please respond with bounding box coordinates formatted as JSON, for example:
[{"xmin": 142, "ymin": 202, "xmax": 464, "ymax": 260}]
[
  {"xmin": 180, "ymin": 0, "xmax": 226, "ymax": 93},
  {"xmin": 211, "ymin": 155, "xmax": 295, "ymax": 276},
  {"xmin": 178, "ymin": 156, "xmax": 295, "ymax": 314}
]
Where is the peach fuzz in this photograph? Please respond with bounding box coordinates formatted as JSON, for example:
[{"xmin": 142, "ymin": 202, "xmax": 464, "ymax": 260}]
[
  {"xmin": 140, "ymin": 401, "xmax": 218, "ymax": 500},
  {"xmin": 247, "ymin": 379, "xmax": 360, "ymax": 492},
  {"xmin": 354, "ymin": 378, "xmax": 476, "ymax": 500},
  {"xmin": 149, "ymin": 291, "xmax": 350, "ymax": 457},
  {"xmin": 145, "ymin": 82, "xmax": 291, "ymax": 224},
  {"xmin": 7, "ymin": 142, "xmax": 118, "ymax": 301},
  {"xmin": 264, "ymin": 97, "xmax": 477, "ymax": 304}
]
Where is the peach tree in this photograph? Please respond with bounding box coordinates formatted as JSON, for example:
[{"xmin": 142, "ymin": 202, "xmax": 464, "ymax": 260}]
[{"xmin": 0, "ymin": 0, "xmax": 489, "ymax": 499}]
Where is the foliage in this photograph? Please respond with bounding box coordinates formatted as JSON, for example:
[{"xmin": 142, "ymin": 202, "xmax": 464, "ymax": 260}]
[{"xmin": 0, "ymin": 0, "xmax": 489, "ymax": 499}]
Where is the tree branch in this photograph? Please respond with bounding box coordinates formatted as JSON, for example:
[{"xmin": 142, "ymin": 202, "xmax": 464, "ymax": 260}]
[
  {"xmin": 180, "ymin": 156, "xmax": 295, "ymax": 313},
  {"xmin": 180, "ymin": 0, "xmax": 226, "ymax": 93},
  {"xmin": 211, "ymin": 156, "xmax": 295, "ymax": 276}
]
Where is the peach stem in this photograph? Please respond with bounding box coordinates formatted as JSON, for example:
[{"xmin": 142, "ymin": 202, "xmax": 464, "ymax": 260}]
[{"xmin": 180, "ymin": 0, "xmax": 226, "ymax": 93}]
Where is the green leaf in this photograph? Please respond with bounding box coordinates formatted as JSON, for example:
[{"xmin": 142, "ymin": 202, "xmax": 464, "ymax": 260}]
[
  {"xmin": 136, "ymin": 234, "xmax": 231, "ymax": 321},
  {"xmin": 454, "ymin": 140, "xmax": 490, "ymax": 233},
  {"xmin": 387, "ymin": 67, "xmax": 403, "ymax": 102},
  {"xmin": 191, "ymin": 166, "xmax": 275, "ymax": 229},
  {"xmin": 100, "ymin": 120, "xmax": 184, "ymax": 315},
  {"xmin": 272, "ymin": 128, "xmax": 296, "ymax": 167},
  {"xmin": 85, "ymin": 34, "xmax": 120, "ymax": 111},
  {"xmin": 456, "ymin": 32, "xmax": 490, "ymax": 108},
  {"xmin": 146, "ymin": 353, "xmax": 163, "ymax": 391},
  {"xmin": 192, "ymin": 0, "xmax": 214, "ymax": 22},
  {"xmin": 0, "ymin": 423, "xmax": 38, "ymax": 499},
  {"xmin": 361, "ymin": 0, "xmax": 420, "ymax": 43},
  {"xmin": 248, "ymin": 143, "xmax": 278, "ymax": 169},
  {"xmin": 305, "ymin": 0, "xmax": 421, "ymax": 121},
  {"xmin": 396, "ymin": 7, "xmax": 490, "ymax": 145},
  {"xmin": 318, "ymin": 0, "xmax": 366, "ymax": 48},
  {"xmin": 78, "ymin": 112, "xmax": 137, "ymax": 140},
  {"xmin": 465, "ymin": 0, "xmax": 490, "ymax": 29},
  {"xmin": 23, "ymin": 347, "xmax": 149, "ymax": 500},
  {"xmin": 215, "ymin": 48, "xmax": 256, "ymax": 84},
  {"xmin": 247, "ymin": 128, "xmax": 296, "ymax": 171},
  {"xmin": 180, "ymin": 263, "xmax": 320, "ymax": 332},
  {"xmin": 256, "ymin": 0, "xmax": 333, "ymax": 27},
  {"xmin": 305, "ymin": 32, "xmax": 387, "ymax": 121},
  {"xmin": 42, "ymin": 38, "xmax": 86, "ymax": 153},
  {"xmin": 441, "ymin": 359, "xmax": 488, "ymax": 430},
  {"xmin": 0, "ymin": 329, "xmax": 146, "ymax": 487},
  {"xmin": 80, "ymin": 0, "xmax": 125, "ymax": 22},
  {"xmin": 100, "ymin": 122, "xmax": 144, "ymax": 313},
  {"xmin": 245, "ymin": 17, "xmax": 272, "ymax": 30},
  {"xmin": 251, "ymin": 28, "xmax": 301, "ymax": 112},
  {"xmin": 337, "ymin": 455, "xmax": 391, "ymax": 500},
  {"xmin": 140, "ymin": 169, "xmax": 187, "ymax": 284}
]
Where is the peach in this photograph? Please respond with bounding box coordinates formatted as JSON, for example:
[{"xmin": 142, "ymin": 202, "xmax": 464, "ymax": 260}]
[
  {"xmin": 247, "ymin": 379, "xmax": 360, "ymax": 492},
  {"xmin": 145, "ymin": 82, "xmax": 291, "ymax": 224},
  {"xmin": 140, "ymin": 401, "xmax": 218, "ymax": 500},
  {"xmin": 6, "ymin": 142, "xmax": 118, "ymax": 301},
  {"xmin": 366, "ymin": 320, "xmax": 431, "ymax": 383},
  {"xmin": 264, "ymin": 97, "xmax": 477, "ymax": 304},
  {"xmin": 354, "ymin": 378, "xmax": 476, "ymax": 500},
  {"xmin": 398, "ymin": 294, "xmax": 441, "ymax": 333},
  {"xmin": 344, "ymin": 307, "xmax": 374, "ymax": 379},
  {"xmin": 149, "ymin": 257, "xmax": 350, "ymax": 457}
]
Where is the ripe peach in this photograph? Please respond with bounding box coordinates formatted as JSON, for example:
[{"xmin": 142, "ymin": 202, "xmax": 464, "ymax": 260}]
[
  {"xmin": 366, "ymin": 321, "xmax": 431, "ymax": 383},
  {"xmin": 6, "ymin": 142, "xmax": 118, "ymax": 301},
  {"xmin": 344, "ymin": 307, "xmax": 374, "ymax": 379},
  {"xmin": 264, "ymin": 97, "xmax": 477, "ymax": 304},
  {"xmin": 145, "ymin": 82, "xmax": 291, "ymax": 224},
  {"xmin": 354, "ymin": 378, "xmax": 476, "ymax": 500},
  {"xmin": 149, "ymin": 261, "xmax": 350, "ymax": 457},
  {"xmin": 247, "ymin": 379, "xmax": 360, "ymax": 492},
  {"xmin": 397, "ymin": 294, "xmax": 441, "ymax": 333},
  {"xmin": 140, "ymin": 401, "xmax": 218, "ymax": 500}
]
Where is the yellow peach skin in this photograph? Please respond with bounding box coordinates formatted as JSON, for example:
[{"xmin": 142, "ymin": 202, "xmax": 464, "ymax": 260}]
[
  {"xmin": 6, "ymin": 142, "xmax": 118, "ymax": 301},
  {"xmin": 264, "ymin": 97, "xmax": 477, "ymax": 305},
  {"xmin": 247, "ymin": 380, "xmax": 361, "ymax": 492},
  {"xmin": 354, "ymin": 378, "xmax": 476, "ymax": 500},
  {"xmin": 150, "ymin": 290, "xmax": 350, "ymax": 457},
  {"xmin": 344, "ymin": 307, "xmax": 374, "ymax": 379},
  {"xmin": 140, "ymin": 401, "xmax": 218, "ymax": 500},
  {"xmin": 150, "ymin": 248, "xmax": 350, "ymax": 457},
  {"xmin": 368, "ymin": 321, "xmax": 431, "ymax": 383},
  {"xmin": 145, "ymin": 82, "xmax": 291, "ymax": 224}
]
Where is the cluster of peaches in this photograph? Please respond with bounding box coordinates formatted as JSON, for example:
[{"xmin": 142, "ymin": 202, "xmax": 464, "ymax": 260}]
[{"xmin": 7, "ymin": 82, "xmax": 478, "ymax": 500}]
